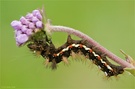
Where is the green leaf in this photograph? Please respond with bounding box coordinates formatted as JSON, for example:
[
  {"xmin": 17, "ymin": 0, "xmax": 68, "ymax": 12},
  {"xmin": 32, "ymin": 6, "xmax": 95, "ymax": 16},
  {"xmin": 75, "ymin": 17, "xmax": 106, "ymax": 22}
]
[{"xmin": 124, "ymin": 68, "xmax": 135, "ymax": 76}]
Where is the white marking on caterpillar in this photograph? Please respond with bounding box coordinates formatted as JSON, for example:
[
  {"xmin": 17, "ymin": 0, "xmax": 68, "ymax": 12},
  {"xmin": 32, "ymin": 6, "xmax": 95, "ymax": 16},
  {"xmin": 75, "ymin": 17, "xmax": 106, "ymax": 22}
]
[
  {"xmin": 98, "ymin": 66, "xmax": 101, "ymax": 69},
  {"xmin": 74, "ymin": 44, "xmax": 79, "ymax": 47},
  {"xmin": 56, "ymin": 44, "xmax": 114, "ymax": 73},
  {"xmin": 57, "ymin": 53, "xmax": 60, "ymax": 56},
  {"xmin": 62, "ymin": 46, "xmax": 69, "ymax": 52},
  {"xmin": 100, "ymin": 59, "xmax": 113, "ymax": 71},
  {"xmin": 72, "ymin": 44, "xmax": 76, "ymax": 46},
  {"xmin": 92, "ymin": 52, "xmax": 99, "ymax": 57},
  {"xmin": 107, "ymin": 65, "xmax": 113, "ymax": 71},
  {"xmin": 101, "ymin": 59, "xmax": 106, "ymax": 64},
  {"xmin": 104, "ymin": 72, "xmax": 108, "ymax": 76},
  {"xmin": 83, "ymin": 45, "xmax": 90, "ymax": 50}
]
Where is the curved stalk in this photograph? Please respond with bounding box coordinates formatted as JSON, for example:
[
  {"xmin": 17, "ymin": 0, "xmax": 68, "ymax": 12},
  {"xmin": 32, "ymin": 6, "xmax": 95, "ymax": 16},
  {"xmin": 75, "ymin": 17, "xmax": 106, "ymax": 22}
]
[{"xmin": 45, "ymin": 19, "xmax": 135, "ymax": 68}]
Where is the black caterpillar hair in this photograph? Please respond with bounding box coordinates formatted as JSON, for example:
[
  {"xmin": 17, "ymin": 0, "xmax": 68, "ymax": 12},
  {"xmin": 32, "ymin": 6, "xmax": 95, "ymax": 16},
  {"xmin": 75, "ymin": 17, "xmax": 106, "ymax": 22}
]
[{"xmin": 27, "ymin": 35, "xmax": 124, "ymax": 77}]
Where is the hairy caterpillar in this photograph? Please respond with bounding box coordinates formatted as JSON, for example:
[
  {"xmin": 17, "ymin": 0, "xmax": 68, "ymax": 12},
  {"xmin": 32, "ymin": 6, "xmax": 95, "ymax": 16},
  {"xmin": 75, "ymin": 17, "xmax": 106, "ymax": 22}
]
[{"xmin": 27, "ymin": 35, "xmax": 124, "ymax": 77}]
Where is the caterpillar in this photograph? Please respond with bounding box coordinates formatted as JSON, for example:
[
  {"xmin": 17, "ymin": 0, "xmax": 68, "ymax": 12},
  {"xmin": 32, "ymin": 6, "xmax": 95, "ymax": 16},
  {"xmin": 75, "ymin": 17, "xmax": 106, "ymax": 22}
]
[{"xmin": 27, "ymin": 35, "xmax": 124, "ymax": 77}]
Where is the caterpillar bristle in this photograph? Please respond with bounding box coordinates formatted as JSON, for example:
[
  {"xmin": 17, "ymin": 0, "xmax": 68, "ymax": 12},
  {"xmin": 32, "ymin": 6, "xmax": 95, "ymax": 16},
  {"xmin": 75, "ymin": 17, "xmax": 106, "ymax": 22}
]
[
  {"xmin": 27, "ymin": 35, "xmax": 124, "ymax": 77},
  {"xmin": 70, "ymin": 51, "xmax": 78, "ymax": 60},
  {"xmin": 51, "ymin": 59, "xmax": 57, "ymax": 70},
  {"xmin": 62, "ymin": 56, "xmax": 69, "ymax": 64},
  {"xmin": 77, "ymin": 52, "xmax": 87, "ymax": 62},
  {"xmin": 43, "ymin": 58, "xmax": 49, "ymax": 67}
]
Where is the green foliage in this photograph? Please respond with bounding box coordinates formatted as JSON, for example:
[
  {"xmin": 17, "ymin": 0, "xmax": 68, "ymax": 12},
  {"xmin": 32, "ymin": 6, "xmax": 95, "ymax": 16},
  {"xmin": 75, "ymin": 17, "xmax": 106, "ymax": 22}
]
[
  {"xmin": 31, "ymin": 30, "xmax": 47, "ymax": 41},
  {"xmin": 125, "ymin": 68, "xmax": 135, "ymax": 77}
]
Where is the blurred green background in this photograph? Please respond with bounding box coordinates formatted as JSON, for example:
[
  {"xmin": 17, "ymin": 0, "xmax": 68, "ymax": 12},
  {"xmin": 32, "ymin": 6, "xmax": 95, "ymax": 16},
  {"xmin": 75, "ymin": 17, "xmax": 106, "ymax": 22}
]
[{"xmin": 0, "ymin": 0, "xmax": 135, "ymax": 89}]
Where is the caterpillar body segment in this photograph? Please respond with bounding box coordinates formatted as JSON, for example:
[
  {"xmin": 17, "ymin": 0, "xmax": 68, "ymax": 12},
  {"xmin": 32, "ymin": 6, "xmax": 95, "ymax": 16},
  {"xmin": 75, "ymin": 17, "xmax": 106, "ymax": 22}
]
[{"xmin": 27, "ymin": 35, "xmax": 124, "ymax": 77}]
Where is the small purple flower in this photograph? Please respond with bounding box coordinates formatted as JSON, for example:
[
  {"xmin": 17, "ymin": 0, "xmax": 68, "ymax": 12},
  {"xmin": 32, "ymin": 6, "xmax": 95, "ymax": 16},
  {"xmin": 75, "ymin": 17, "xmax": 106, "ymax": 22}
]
[
  {"xmin": 26, "ymin": 13, "xmax": 33, "ymax": 19},
  {"xmin": 16, "ymin": 34, "xmax": 29, "ymax": 46},
  {"xmin": 31, "ymin": 16, "xmax": 39, "ymax": 23},
  {"xmin": 11, "ymin": 20, "xmax": 22, "ymax": 30},
  {"xmin": 35, "ymin": 12, "xmax": 42, "ymax": 20},
  {"xmin": 32, "ymin": 10, "xmax": 40, "ymax": 16},
  {"xmin": 21, "ymin": 25, "xmax": 28, "ymax": 33},
  {"xmin": 15, "ymin": 30, "xmax": 22, "ymax": 36},
  {"xmin": 32, "ymin": 10, "xmax": 42, "ymax": 20},
  {"xmin": 20, "ymin": 16, "xmax": 29, "ymax": 25},
  {"xmin": 11, "ymin": 9, "xmax": 43, "ymax": 46},
  {"xmin": 36, "ymin": 21, "xmax": 43, "ymax": 28},
  {"xmin": 26, "ymin": 29, "xmax": 33, "ymax": 36},
  {"xmin": 28, "ymin": 22, "xmax": 35, "ymax": 29}
]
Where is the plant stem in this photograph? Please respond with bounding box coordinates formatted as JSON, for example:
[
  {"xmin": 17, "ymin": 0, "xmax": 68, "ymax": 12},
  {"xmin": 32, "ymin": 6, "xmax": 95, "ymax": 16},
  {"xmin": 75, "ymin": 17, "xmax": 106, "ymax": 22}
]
[{"xmin": 45, "ymin": 20, "xmax": 135, "ymax": 68}]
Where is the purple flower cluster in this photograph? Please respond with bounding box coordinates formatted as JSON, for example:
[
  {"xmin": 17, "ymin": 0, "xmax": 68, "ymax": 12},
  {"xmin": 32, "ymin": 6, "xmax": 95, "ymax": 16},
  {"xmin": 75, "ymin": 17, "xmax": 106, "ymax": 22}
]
[{"xmin": 11, "ymin": 9, "xmax": 43, "ymax": 46}]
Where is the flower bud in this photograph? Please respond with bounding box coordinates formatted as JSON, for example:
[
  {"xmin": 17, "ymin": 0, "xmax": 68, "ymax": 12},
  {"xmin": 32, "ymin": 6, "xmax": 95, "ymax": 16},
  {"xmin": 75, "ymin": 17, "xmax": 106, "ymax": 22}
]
[
  {"xmin": 31, "ymin": 16, "xmax": 39, "ymax": 23},
  {"xmin": 32, "ymin": 10, "xmax": 40, "ymax": 16},
  {"xmin": 20, "ymin": 16, "xmax": 29, "ymax": 25},
  {"xmin": 35, "ymin": 12, "xmax": 42, "ymax": 20},
  {"xmin": 36, "ymin": 21, "xmax": 43, "ymax": 28},
  {"xmin": 26, "ymin": 29, "xmax": 33, "ymax": 36},
  {"xmin": 26, "ymin": 13, "xmax": 33, "ymax": 19},
  {"xmin": 15, "ymin": 30, "xmax": 22, "ymax": 36},
  {"xmin": 11, "ymin": 9, "xmax": 44, "ymax": 47},
  {"xmin": 11, "ymin": 20, "xmax": 22, "ymax": 30},
  {"xmin": 21, "ymin": 25, "xmax": 28, "ymax": 33},
  {"xmin": 28, "ymin": 22, "xmax": 36, "ymax": 29},
  {"xmin": 16, "ymin": 34, "xmax": 29, "ymax": 45}
]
